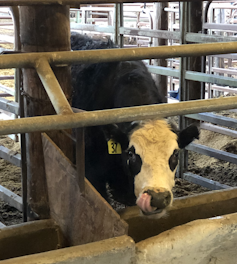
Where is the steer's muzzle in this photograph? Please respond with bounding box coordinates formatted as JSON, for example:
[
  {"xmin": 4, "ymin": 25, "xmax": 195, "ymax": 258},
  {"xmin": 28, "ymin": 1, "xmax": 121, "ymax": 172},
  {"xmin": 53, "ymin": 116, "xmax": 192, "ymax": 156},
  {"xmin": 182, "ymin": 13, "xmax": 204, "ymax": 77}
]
[{"xmin": 136, "ymin": 188, "xmax": 172, "ymax": 216}]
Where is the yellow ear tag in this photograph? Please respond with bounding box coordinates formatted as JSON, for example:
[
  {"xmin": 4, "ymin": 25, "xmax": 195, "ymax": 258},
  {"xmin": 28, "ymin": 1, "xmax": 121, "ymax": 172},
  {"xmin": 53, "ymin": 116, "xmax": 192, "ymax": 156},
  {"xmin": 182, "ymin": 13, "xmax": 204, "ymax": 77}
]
[{"xmin": 108, "ymin": 139, "xmax": 122, "ymax": 154}]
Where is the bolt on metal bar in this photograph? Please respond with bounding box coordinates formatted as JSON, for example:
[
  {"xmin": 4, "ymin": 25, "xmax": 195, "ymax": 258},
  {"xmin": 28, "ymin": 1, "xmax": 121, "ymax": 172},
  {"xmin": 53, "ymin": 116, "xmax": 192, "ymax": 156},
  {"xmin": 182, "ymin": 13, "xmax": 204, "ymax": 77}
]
[
  {"xmin": 0, "ymin": 0, "xmax": 204, "ymax": 6},
  {"xmin": 35, "ymin": 58, "xmax": 73, "ymax": 115},
  {"xmin": 1, "ymin": 96, "xmax": 237, "ymax": 136},
  {"xmin": 1, "ymin": 41, "xmax": 237, "ymax": 69}
]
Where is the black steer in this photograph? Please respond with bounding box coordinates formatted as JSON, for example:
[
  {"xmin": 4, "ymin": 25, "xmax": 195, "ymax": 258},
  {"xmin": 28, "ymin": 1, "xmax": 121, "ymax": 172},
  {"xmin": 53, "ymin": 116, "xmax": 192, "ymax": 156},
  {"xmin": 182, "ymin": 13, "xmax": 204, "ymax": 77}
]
[{"xmin": 71, "ymin": 33, "xmax": 199, "ymax": 217}]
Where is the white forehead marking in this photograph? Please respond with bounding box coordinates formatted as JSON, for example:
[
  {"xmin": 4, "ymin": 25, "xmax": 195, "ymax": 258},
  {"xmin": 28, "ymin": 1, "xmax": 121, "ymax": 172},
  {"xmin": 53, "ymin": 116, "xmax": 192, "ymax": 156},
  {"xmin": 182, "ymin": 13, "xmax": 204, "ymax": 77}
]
[
  {"xmin": 129, "ymin": 119, "xmax": 179, "ymax": 198},
  {"xmin": 129, "ymin": 119, "xmax": 178, "ymax": 160}
]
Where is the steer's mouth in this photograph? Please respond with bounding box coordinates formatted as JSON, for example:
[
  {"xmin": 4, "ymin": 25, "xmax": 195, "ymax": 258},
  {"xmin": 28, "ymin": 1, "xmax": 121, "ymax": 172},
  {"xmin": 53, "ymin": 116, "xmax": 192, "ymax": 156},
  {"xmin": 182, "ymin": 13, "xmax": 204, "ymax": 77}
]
[{"xmin": 136, "ymin": 189, "xmax": 172, "ymax": 216}]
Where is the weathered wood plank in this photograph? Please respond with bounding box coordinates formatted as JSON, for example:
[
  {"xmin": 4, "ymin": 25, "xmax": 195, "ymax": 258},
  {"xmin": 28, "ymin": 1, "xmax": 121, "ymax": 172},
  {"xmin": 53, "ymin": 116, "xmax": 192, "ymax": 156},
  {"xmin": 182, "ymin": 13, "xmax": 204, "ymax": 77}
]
[
  {"xmin": 0, "ymin": 97, "xmax": 19, "ymax": 115},
  {"xmin": 0, "ymin": 235, "xmax": 134, "ymax": 264},
  {"xmin": 183, "ymin": 172, "xmax": 230, "ymax": 190},
  {"xmin": 0, "ymin": 145, "xmax": 21, "ymax": 167},
  {"xmin": 42, "ymin": 133, "xmax": 128, "ymax": 247},
  {"xmin": 0, "ymin": 185, "xmax": 22, "ymax": 212},
  {"xmin": 186, "ymin": 143, "xmax": 237, "ymax": 164},
  {"xmin": 0, "ymin": 219, "xmax": 63, "ymax": 261}
]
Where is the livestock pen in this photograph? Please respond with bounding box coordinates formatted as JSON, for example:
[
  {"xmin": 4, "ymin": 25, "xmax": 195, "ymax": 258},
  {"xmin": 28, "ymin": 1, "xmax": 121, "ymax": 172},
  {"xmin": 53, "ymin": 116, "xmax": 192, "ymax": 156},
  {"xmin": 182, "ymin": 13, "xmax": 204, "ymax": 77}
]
[{"xmin": 1, "ymin": 1, "xmax": 237, "ymax": 264}]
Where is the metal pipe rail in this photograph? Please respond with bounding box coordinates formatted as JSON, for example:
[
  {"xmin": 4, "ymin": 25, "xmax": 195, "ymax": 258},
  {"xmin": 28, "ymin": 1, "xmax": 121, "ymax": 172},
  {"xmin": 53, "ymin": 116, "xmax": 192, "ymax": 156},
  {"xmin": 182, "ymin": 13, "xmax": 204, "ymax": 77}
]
[
  {"xmin": 1, "ymin": 96, "xmax": 237, "ymax": 136},
  {"xmin": 35, "ymin": 58, "xmax": 73, "ymax": 115},
  {"xmin": 1, "ymin": 41, "xmax": 237, "ymax": 69},
  {"xmin": 0, "ymin": 0, "xmax": 206, "ymax": 6}
]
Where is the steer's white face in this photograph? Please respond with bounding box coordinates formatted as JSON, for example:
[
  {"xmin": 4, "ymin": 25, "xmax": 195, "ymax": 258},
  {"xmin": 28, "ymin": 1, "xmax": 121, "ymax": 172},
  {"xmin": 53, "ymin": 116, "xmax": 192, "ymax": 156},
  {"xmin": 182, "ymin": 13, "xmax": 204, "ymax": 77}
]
[{"xmin": 129, "ymin": 120, "xmax": 179, "ymax": 217}]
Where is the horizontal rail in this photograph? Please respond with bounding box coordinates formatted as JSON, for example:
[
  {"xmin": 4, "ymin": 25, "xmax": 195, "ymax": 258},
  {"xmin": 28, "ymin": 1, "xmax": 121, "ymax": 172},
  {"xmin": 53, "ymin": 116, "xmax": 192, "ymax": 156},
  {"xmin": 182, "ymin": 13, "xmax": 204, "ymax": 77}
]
[
  {"xmin": 1, "ymin": 41, "xmax": 237, "ymax": 69},
  {"xmin": 1, "ymin": 96, "xmax": 237, "ymax": 135},
  {"xmin": 120, "ymin": 27, "xmax": 180, "ymax": 41},
  {"xmin": 0, "ymin": 0, "xmax": 206, "ymax": 6},
  {"xmin": 186, "ymin": 33, "xmax": 237, "ymax": 44},
  {"xmin": 0, "ymin": 185, "xmax": 22, "ymax": 212},
  {"xmin": 200, "ymin": 123, "xmax": 237, "ymax": 138},
  {"xmin": 183, "ymin": 173, "xmax": 230, "ymax": 190},
  {"xmin": 186, "ymin": 143, "xmax": 237, "ymax": 165},
  {"xmin": 186, "ymin": 113, "xmax": 237, "ymax": 129},
  {"xmin": 186, "ymin": 71, "xmax": 237, "ymax": 88},
  {"xmin": 0, "ymin": 84, "xmax": 14, "ymax": 96},
  {"xmin": 211, "ymin": 85, "xmax": 237, "ymax": 93},
  {"xmin": 0, "ymin": 145, "xmax": 21, "ymax": 167},
  {"xmin": 147, "ymin": 66, "xmax": 237, "ymax": 87},
  {"xmin": 71, "ymin": 23, "xmax": 115, "ymax": 34},
  {"xmin": 203, "ymin": 23, "xmax": 237, "ymax": 32},
  {"xmin": 0, "ymin": 97, "xmax": 19, "ymax": 115}
]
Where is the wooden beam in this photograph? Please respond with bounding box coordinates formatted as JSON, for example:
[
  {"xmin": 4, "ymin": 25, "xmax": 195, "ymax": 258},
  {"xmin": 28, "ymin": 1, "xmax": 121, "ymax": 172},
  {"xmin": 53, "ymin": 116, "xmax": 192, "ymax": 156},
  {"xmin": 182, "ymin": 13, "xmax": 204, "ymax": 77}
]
[
  {"xmin": 0, "ymin": 235, "xmax": 134, "ymax": 264},
  {"xmin": 0, "ymin": 219, "xmax": 63, "ymax": 261},
  {"xmin": 19, "ymin": 5, "xmax": 72, "ymax": 220},
  {"xmin": 0, "ymin": 185, "xmax": 22, "ymax": 212}
]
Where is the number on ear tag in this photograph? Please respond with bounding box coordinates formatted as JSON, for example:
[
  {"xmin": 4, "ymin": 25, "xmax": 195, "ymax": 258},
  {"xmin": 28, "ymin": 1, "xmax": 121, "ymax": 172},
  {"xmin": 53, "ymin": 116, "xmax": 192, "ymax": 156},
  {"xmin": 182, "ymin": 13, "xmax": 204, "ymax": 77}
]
[{"xmin": 108, "ymin": 139, "xmax": 122, "ymax": 154}]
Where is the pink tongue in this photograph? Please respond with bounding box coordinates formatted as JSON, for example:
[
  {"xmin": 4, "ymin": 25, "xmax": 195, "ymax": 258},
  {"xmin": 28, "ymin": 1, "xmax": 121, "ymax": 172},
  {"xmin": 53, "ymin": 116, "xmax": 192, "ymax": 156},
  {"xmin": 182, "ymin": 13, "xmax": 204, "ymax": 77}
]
[{"xmin": 136, "ymin": 193, "xmax": 153, "ymax": 212}]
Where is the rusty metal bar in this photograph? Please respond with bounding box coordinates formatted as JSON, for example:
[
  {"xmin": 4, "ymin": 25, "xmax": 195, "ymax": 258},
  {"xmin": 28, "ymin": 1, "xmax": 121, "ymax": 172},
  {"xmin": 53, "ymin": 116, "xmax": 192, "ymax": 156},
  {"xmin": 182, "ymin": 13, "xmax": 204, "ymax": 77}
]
[
  {"xmin": 35, "ymin": 58, "xmax": 73, "ymax": 115},
  {"xmin": 1, "ymin": 96, "xmax": 237, "ymax": 136},
  {"xmin": 0, "ymin": 0, "xmax": 205, "ymax": 6},
  {"xmin": 1, "ymin": 41, "xmax": 237, "ymax": 69}
]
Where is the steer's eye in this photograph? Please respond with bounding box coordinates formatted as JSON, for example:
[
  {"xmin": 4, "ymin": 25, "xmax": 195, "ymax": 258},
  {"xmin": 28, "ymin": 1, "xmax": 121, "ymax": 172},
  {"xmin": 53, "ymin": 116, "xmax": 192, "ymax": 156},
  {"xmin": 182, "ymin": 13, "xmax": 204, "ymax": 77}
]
[
  {"xmin": 169, "ymin": 149, "xmax": 179, "ymax": 171},
  {"xmin": 126, "ymin": 146, "xmax": 142, "ymax": 176},
  {"xmin": 128, "ymin": 150, "xmax": 136, "ymax": 162}
]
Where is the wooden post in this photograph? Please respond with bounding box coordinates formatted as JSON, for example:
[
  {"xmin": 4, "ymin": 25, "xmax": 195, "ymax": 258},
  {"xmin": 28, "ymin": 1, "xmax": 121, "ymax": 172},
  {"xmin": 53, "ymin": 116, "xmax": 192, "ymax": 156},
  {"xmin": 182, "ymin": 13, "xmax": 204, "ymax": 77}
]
[
  {"xmin": 153, "ymin": 2, "xmax": 168, "ymax": 102},
  {"xmin": 19, "ymin": 6, "xmax": 72, "ymax": 220}
]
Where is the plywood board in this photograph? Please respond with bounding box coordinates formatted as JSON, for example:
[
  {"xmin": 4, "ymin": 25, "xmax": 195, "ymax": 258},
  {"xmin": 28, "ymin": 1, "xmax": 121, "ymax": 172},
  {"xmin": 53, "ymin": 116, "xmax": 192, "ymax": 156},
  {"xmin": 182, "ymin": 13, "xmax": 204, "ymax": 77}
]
[{"xmin": 42, "ymin": 133, "xmax": 128, "ymax": 246}]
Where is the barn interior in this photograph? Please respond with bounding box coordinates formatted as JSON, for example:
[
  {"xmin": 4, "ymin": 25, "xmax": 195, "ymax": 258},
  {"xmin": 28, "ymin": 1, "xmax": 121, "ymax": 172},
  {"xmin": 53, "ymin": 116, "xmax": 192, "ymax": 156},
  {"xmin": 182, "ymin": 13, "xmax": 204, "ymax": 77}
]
[{"xmin": 1, "ymin": 1, "xmax": 237, "ymax": 263}]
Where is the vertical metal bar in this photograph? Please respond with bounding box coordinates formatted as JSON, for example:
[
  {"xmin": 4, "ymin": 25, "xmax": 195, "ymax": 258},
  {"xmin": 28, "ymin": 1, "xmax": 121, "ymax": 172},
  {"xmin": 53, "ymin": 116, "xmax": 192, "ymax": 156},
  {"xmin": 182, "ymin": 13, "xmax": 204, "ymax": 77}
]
[
  {"xmin": 119, "ymin": 3, "xmax": 124, "ymax": 48},
  {"xmin": 76, "ymin": 128, "xmax": 85, "ymax": 196},
  {"xmin": 18, "ymin": 69, "xmax": 28, "ymax": 222},
  {"xmin": 114, "ymin": 4, "xmax": 119, "ymax": 45},
  {"xmin": 178, "ymin": 2, "xmax": 188, "ymax": 178}
]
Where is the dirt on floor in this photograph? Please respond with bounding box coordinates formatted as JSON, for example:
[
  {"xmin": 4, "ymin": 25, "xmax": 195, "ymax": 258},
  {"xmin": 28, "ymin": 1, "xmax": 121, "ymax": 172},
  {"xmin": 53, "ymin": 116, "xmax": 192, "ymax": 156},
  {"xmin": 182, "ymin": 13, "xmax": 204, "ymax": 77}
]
[{"xmin": 0, "ymin": 135, "xmax": 22, "ymax": 226}]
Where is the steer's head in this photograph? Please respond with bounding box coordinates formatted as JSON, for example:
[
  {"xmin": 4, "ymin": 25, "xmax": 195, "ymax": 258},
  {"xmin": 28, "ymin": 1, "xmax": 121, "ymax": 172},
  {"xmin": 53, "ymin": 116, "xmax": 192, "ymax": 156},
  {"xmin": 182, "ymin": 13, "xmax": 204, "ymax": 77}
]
[{"xmin": 103, "ymin": 119, "xmax": 199, "ymax": 217}]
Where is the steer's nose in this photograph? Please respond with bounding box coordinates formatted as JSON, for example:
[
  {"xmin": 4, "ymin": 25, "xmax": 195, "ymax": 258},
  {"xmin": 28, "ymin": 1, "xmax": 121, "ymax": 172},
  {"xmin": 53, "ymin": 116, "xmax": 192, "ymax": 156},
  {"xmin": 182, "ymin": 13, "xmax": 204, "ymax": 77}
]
[{"xmin": 144, "ymin": 189, "xmax": 171, "ymax": 209}]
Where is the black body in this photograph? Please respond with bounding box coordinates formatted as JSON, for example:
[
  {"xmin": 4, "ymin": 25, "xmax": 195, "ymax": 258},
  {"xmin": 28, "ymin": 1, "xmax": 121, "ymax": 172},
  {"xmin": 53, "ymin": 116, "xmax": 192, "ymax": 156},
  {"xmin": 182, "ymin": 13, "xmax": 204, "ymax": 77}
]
[{"xmin": 71, "ymin": 33, "xmax": 163, "ymax": 205}]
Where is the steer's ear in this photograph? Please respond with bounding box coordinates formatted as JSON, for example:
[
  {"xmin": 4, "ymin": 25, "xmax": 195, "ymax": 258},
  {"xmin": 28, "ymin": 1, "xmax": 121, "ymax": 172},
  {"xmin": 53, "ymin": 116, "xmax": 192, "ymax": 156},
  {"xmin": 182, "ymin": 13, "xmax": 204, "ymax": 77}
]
[
  {"xmin": 101, "ymin": 124, "xmax": 129, "ymax": 150},
  {"xmin": 178, "ymin": 124, "xmax": 199, "ymax": 149}
]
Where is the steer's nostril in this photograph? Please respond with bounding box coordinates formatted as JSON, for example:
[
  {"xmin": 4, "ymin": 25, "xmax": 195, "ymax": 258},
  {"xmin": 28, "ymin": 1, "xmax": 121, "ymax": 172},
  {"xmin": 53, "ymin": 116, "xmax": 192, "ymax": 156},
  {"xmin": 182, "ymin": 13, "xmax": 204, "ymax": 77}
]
[{"xmin": 144, "ymin": 189, "xmax": 171, "ymax": 209}]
